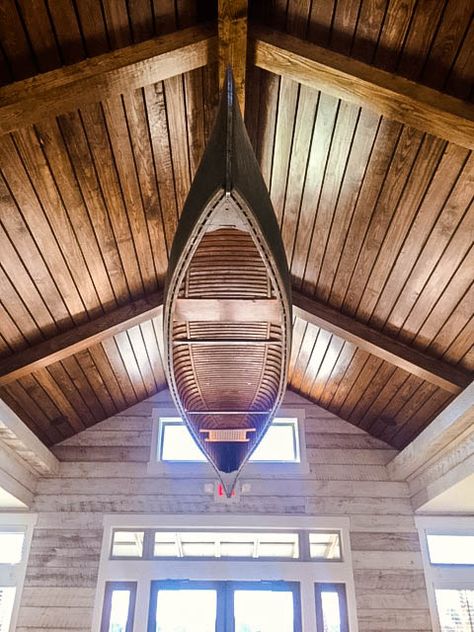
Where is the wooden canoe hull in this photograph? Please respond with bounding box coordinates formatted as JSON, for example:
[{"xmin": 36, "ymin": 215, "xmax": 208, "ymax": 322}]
[{"xmin": 164, "ymin": 69, "xmax": 292, "ymax": 495}]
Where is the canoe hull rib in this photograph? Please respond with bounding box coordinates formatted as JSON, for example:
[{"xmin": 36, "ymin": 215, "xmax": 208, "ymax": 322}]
[{"xmin": 164, "ymin": 69, "xmax": 292, "ymax": 495}]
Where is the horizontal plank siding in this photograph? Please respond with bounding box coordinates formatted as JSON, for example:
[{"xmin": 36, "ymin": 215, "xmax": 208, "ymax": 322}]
[{"xmin": 17, "ymin": 389, "xmax": 432, "ymax": 630}]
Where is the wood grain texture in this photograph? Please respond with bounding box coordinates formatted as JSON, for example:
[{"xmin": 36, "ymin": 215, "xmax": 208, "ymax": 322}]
[
  {"xmin": 293, "ymin": 291, "xmax": 470, "ymax": 394},
  {"xmin": 0, "ymin": 24, "xmax": 217, "ymax": 134},
  {"xmin": 0, "ymin": 293, "xmax": 163, "ymax": 386},
  {"xmin": 250, "ymin": 25, "xmax": 474, "ymax": 149},
  {"xmin": 16, "ymin": 389, "xmax": 432, "ymax": 632},
  {"xmin": 218, "ymin": 0, "xmax": 248, "ymax": 111}
]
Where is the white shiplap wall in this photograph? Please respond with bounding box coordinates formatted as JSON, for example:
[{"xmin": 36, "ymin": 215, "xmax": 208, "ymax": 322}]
[{"xmin": 17, "ymin": 390, "xmax": 431, "ymax": 631}]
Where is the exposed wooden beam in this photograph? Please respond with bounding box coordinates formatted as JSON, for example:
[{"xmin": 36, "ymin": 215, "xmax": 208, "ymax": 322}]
[
  {"xmin": 293, "ymin": 290, "xmax": 471, "ymax": 395},
  {"xmin": 0, "ymin": 291, "xmax": 163, "ymax": 386},
  {"xmin": 250, "ymin": 25, "xmax": 474, "ymax": 150},
  {"xmin": 0, "ymin": 397, "xmax": 59, "ymax": 475},
  {"xmin": 0, "ymin": 24, "xmax": 216, "ymax": 136},
  {"xmin": 388, "ymin": 381, "xmax": 474, "ymax": 481},
  {"xmin": 218, "ymin": 0, "xmax": 248, "ymax": 111}
]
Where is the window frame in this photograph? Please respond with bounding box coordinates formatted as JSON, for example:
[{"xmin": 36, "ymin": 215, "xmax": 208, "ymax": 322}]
[
  {"xmin": 416, "ymin": 515, "xmax": 474, "ymax": 632},
  {"xmin": 0, "ymin": 513, "xmax": 37, "ymax": 632},
  {"xmin": 100, "ymin": 581, "xmax": 137, "ymax": 632},
  {"xmin": 147, "ymin": 407, "xmax": 309, "ymax": 477},
  {"xmin": 92, "ymin": 514, "xmax": 358, "ymax": 632}
]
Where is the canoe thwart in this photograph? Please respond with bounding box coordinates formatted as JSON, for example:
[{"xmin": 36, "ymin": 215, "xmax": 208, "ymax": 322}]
[
  {"xmin": 200, "ymin": 428, "xmax": 256, "ymax": 442},
  {"xmin": 174, "ymin": 298, "xmax": 282, "ymax": 323}
]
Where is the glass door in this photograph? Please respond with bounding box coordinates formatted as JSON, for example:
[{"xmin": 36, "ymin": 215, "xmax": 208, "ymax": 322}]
[
  {"xmin": 148, "ymin": 581, "xmax": 223, "ymax": 632},
  {"xmin": 148, "ymin": 580, "xmax": 302, "ymax": 632},
  {"xmin": 229, "ymin": 581, "xmax": 302, "ymax": 632}
]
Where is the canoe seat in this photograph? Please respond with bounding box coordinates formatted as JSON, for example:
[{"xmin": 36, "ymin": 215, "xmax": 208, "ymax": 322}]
[{"xmin": 200, "ymin": 428, "xmax": 256, "ymax": 442}]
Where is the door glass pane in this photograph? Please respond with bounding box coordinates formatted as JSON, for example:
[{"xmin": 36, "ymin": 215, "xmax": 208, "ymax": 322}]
[
  {"xmin": 435, "ymin": 589, "xmax": 474, "ymax": 631},
  {"xmin": 155, "ymin": 589, "xmax": 217, "ymax": 632},
  {"xmin": 321, "ymin": 591, "xmax": 341, "ymax": 632},
  {"xmin": 107, "ymin": 589, "xmax": 131, "ymax": 632},
  {"xmin": 234, "ymin": 590, "xmax": 294, "ymax": 632},
  {"xmin": 0, "ymin": 586, "xmax": 16, "ymax": 631}
]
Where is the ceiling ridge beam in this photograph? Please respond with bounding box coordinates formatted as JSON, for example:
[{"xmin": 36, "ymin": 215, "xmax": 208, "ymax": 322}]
[
  {"xmin": 218, "ymin": 0, "xmax": 248, "ymax": 112},
  {"xmin": 250, "ymin": 25, "xmax": 474, "ymax": 150},
  {"xmin": 0, "ymin": 24, "xmax": 217, "ymax": 136},
  {"xmin": 292, "ymin": 290, "xmax": 471, "ymax": 395},
  {"xmin": 0, "ymin": 291, "xmax": 163, "ymax": 387}
]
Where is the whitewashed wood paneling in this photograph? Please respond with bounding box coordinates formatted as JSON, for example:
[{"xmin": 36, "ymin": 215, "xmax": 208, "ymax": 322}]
[{"xmin": 17, "ymin": 389, "xmax": 432, "ymax": 631}]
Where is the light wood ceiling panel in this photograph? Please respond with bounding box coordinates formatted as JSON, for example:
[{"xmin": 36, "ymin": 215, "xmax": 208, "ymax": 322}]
[{"xmin": 0, "ymin": 317, "xmax": 167, "ymax": 445}]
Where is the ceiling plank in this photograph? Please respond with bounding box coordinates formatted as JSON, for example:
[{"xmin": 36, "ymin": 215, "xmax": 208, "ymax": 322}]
[
  {"xmin": 0, "ymin": 291, "xmax": 163, "ymax": 387},
  {"xmin": 250, "ymin": 25, "xmax": 474, "ymax": 150},
  {"xmin": 218, "ymin": 0, "xmax": 248, "ymax": 111},
  {"xmin": 0, "ymin": 24, "xmax": 216, "ymax": 135},
  {"xmin": 292, "ymin": 290, "xmax": 471, "ymax": 395}
]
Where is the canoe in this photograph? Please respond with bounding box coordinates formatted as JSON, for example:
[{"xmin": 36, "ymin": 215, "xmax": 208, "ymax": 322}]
[{"xmin": 163, "ymin": 68, "xmax": 292, "ymax": 496}]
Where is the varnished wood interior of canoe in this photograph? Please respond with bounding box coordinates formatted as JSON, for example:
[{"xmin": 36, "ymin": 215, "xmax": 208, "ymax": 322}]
[{"xmin": 171, "ymin": 227, "xmax": 286, "ymax": 474}]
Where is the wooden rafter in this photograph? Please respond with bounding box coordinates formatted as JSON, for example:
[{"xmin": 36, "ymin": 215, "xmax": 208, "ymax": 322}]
[
  {"xmin": 218, "ymin": 0, "xmax": 248, "ymax": 112},
  {"xmin": 293, "ymin": 290, "xmax": 471, "ymax": 395},
  {"xmin": 0, "ymin": 291, "xmax": 163, "ymax": 387},
  {"xmin": 0, "ymin": 24, "xmax": 216, "ymax": 135},
  {"xmin": 250, "ymin": 25, "xmax": 474, "ymax": 150},
  {"xmin": 0, "ymin": 288, "xmax": 469, "ymax": 397}
]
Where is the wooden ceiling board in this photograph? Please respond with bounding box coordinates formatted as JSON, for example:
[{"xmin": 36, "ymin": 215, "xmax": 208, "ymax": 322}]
[{"xmin": 0, "ymin": 1, "xmax": 472, "ymax": 448}]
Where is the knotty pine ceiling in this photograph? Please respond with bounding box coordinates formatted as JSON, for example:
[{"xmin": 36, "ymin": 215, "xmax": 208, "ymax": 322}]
[{"xmin": 0, "ymin": 0, "xmax": 472, "ymax": 448}]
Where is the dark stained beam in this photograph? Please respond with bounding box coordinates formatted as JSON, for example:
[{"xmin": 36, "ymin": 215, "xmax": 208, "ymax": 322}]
[
  {"xmin": 0, "ymin": 291, "xmax": 163, "ymax": 386},
  {"xmin": 250, "ymin": 25, "xmax": 474, "ymax": 150},
  {"xmin": 0, "ymin": 24, "xmax": 216, "ymax": 135},
  {"xmin": 218, "ymin": 0, "xmax": 248, "ymax": 112},
  {"xmin": 0, "ymin": 288, "xmax": 469, "ymax": 394},
  {"xmin": 293, "ymin": 290, "xmax": 471, "ymax": 395}
]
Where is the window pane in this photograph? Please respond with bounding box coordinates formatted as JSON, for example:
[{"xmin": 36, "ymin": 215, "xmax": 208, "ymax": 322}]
[
  {"xmin": 250, "ymin": 419, "xmax": 298, "ymax": 462},
  {"xmin": 436, "ymin": 589, "xmax": 474, "ymax": 631},
  {"xmin": 321, "ymin": 591, "xmax": 341, "ymax": 632},
  {"xmin": 159, "ymin": 418, "xmax": 299, "ymax": 463},
  {"xmin": 154, "ymin": 589, "xmax": 217, "ymax": 632},
  {"xmin": 161, "ymin": 423, "xmax": 205, "ymax": 462},
  {"xmin": 111, "ymin": 531, "xmax": 144, "ymax": 557},
  {"xmin": 0, "ymin": 586, "xmax": 16, "ymax": 631},
  {"xmin": 108, "ymin": 590, "xmax": 131, "ymax": 632},
  {"xmin": 427, "ymin": 535, "xmax": 474, "ymax": 564},
  {"xmin": 309, "ymin": 533, "xmax": 341, "ymax": 560},
  {"xmin": 152, "ymin": 531, "xmax": 299, "ymax": 559},
  {"xmin": 0, "ymin": 532, "xmax": 24, "ymax": 564},
  {"xmin": 234, "ymin": 589, "xmax": 295, "ymax": 632}
]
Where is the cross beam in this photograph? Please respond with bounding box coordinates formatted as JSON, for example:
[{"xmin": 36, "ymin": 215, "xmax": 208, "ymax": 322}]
[
  {"xmin": 250, "ymin": 25, "xmax": 474, "ymax": 150},
  {"xmin": 293, "ymin": 290, "xmax": 470, "ymax": 395},
  {"xmin": 0, "ymin": 290, "xmax": 469, "ymax": 395}
]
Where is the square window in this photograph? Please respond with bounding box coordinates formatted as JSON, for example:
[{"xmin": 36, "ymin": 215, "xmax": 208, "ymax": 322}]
[
  {"xmin": 309, "ymin": 532, "xmax": 342, "ymax": 560},
  {"xmin": 111, "ymin": 531, "xmax": 144, "ymax": 558}
]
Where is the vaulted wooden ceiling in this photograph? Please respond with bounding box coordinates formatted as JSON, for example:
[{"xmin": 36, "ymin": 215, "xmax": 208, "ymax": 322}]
[{"xmin": 0, "ymin": 0, "xmax": 472, "ymax": 449}]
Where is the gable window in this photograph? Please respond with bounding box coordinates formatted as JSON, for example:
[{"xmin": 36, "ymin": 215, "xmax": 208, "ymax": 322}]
[
  {"xmin": 417, "ymin": 517, "xmax": 474, "ymax": 632},
  {"xmin": 148, "ymin": 409, "xmax": 308, "ymax": 475}
]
